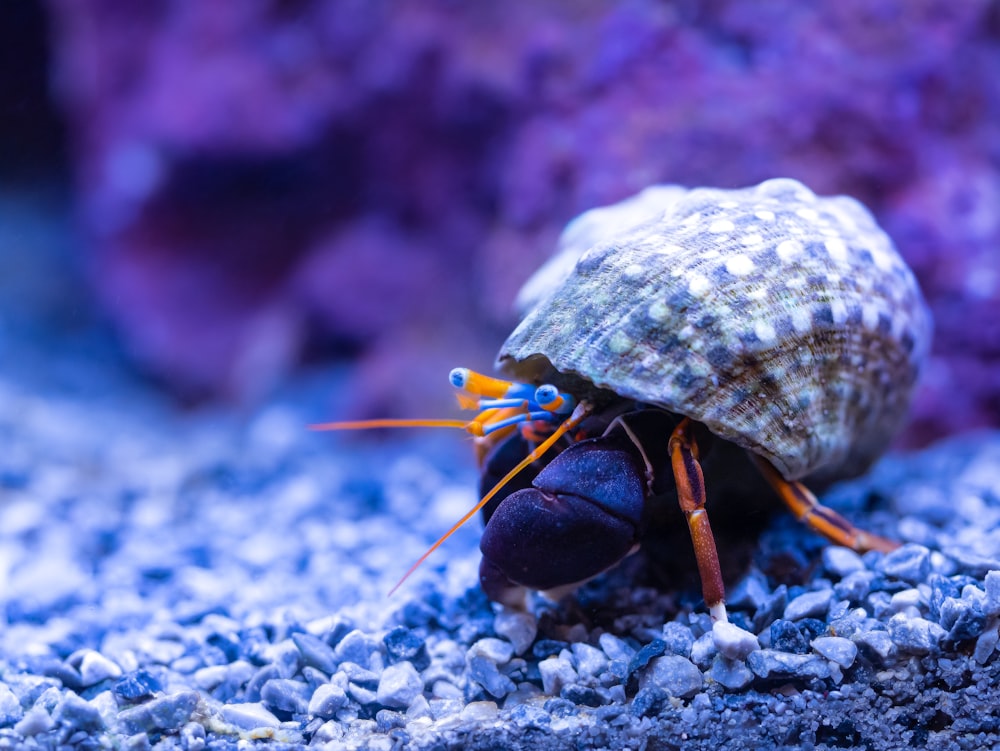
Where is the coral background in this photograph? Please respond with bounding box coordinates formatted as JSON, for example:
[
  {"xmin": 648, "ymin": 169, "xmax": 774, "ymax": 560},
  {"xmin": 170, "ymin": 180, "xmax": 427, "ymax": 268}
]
[{"xmin": 28, "ymin": 1, "xmax": 1000, "ymax": 442}]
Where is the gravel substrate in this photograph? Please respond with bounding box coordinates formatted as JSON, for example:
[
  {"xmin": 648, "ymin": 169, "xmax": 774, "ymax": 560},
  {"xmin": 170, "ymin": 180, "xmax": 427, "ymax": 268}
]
[{"xmin": 1, "ymin": 345, "xmax": 999, "ymax": 751}]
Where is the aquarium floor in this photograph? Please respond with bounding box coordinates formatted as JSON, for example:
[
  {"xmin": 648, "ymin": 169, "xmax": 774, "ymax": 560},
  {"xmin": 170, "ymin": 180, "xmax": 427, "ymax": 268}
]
[{"xmin": 1, "ymin": 331, "xmax": 999, "ymax": 751}]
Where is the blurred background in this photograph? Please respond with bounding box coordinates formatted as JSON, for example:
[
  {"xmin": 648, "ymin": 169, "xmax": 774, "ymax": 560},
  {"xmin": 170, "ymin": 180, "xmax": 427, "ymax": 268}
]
[{"xmin": 2, "ymin": 0, "xmax": 999, "ymax": 445}]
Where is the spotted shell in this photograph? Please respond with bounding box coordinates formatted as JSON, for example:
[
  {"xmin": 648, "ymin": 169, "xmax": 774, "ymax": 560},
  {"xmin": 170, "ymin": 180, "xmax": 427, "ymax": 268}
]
[{"xmin": 498, "ymin": 178, "xmax": 932, "ymax": 482}]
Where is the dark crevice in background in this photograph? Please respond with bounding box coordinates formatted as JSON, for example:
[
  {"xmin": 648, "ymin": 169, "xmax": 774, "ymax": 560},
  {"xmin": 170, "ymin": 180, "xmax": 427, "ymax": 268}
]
[{"xmin": 0, "ymin": 2, "xmax": 69, "ymax": 181}]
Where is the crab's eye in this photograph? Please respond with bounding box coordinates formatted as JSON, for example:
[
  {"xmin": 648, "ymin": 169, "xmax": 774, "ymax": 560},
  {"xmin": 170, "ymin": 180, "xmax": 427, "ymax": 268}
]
[
  {"xmin": 449, "ymin": 368, "xmax": 470, "ymax": 389},
  {"xmin": 534, "ymin": 384, "xmax": 575, "ymax": 414}
]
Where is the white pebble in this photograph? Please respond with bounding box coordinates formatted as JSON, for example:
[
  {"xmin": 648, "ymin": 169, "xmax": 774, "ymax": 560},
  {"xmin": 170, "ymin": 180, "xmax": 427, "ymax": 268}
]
[
  {"xmin": 222, "ymin": 702, "xmax": 280, "ymax": 731},
  {"xmin": 811, "ymin": 636, "xmax": 858, "ymax": 668},
  {"xmin": 494, "ymin": 612, "xmax": 537, "ymax": 656},
  {"xmin": 376, "ymin": 662, "xmax": 423, "ymax": 709},
  {"xmin": 538, "ymin": 656, "xmax": 577, "ymax": 695},
  {"xmin": 466, "ymin": 638, "xmax": 514, "ymax": 666},
  {"xmin": 78, "ymin": 651, "xmax": 123, "ymax": 686},
  {"xmin": 784, "ymin": 589, "xmax": 832, "ymax": 621},
  {"xmin": 712, "ymin": 621, "xmax": 760, "ymax": 660}
]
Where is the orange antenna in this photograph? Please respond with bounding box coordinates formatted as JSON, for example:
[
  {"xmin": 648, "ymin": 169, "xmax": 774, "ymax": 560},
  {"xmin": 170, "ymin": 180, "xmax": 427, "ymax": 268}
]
[
  {"xmin": 388, "ymin": 401, "xmax": 592, "ymax": 595},
  {"xmin": 310, "ymin": 418, "xmax": 470, "ymax": 431}
]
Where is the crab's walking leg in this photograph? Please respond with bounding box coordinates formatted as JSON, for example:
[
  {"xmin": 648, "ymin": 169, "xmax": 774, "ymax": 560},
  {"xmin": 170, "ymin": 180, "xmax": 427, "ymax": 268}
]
[
  {"xmin": 669, "ymin": 418, "xmax": 728, "ymax": 623},
  {"xmin": 751, "ymin": 456, "xmax": 899, "ymax": 554}
]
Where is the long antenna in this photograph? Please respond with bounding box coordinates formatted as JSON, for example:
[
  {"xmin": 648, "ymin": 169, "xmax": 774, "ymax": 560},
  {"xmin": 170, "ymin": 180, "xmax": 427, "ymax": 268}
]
[{"xmin": 387, "ymin": 401, "xmax": 591, "ymax": 595}]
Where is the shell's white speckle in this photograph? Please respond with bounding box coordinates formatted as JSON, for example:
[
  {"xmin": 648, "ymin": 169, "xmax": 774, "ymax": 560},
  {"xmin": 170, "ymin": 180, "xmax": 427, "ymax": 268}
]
[
  {"xmin": 725, "ymin": 255, "xmax": 756, "ymax": 276},
  {"xmin": 791, "ymin": 307, "xmax": 812, "ymax": 333},
  {"xmin": 870, "ymin": 245, "xmax": 895, "ymax": 271},
  {"xmin": 709, "ymin": 219, "xmax": 736, "ymax": 233},
  {"xmin": 688, "ymin": 274, "xmax": 711, "ymax": 295},
  {"xmin": 754, "ymin": 320, "xmax": 776, "ymax": 343},
  {"xmin": 754, "ymin": 209, "xmax": 776, "ymax": 221},
  {"xmin": 796, "ymin": 207, "xmax": 820, "ymax": 221},
  {"xmin": 718, "ymin": 201, "xmax": 740, "ymax": 209},
  {"xmin": 648, "ymin": 300, "xmax": 670, "ymax": 322},
  {"xmin": 830, "ymin": 298, "xmax": 848, "ymax": 325},
  {"xmin": 785, "ymin": 276, "xmax": 806, "ymax": 289},
  {"xmin": 776, "ymin": 239, "xmax": 803, "ymax": 261},
  {"xmin": 607, "ymin": 330, "xmax": 633, "ymax": 354},
  {"xmin": 748, "ymin": 287, "xmax": 769, "ymax": 301},
  {"xmin": 825, "ymin": 238, "xmax": 849, "ymax": 263},
  {"xmin": 740, "ymin": 233, "xmax": 765, "ymax": 247},
  {"xmin": 682, "ymin": 212, "xmax": 703, "ymax": 227},
  {"xmin": 623, "ymin": 263, "xmax": 645, "ymax": 278}
]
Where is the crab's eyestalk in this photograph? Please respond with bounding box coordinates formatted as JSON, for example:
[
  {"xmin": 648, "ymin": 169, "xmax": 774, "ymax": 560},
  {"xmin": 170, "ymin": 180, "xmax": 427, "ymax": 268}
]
[{"xmin": 534, "ymin": 384, "xmax": 576, "ymax": 416}]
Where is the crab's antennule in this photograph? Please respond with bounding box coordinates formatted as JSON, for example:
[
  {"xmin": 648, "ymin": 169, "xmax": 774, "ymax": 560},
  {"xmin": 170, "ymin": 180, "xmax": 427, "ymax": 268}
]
[
  {"xmin": 387, "ymin": 401, "xmax": 592, "ymax": 597},
  {"xmin": 310, "ymin": 418, "xmax": 470, "ymax": 431}
]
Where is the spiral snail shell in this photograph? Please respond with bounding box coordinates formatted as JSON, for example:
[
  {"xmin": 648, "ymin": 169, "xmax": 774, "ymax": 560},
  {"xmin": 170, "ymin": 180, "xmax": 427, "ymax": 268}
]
[{"xmin": 498, "ymin": 178, "xmax": 932, "ymax": 482}]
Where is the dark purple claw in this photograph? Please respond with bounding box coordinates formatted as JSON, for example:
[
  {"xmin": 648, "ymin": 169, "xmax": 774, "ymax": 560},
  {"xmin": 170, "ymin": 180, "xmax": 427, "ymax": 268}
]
[{"xmin": 479, "ymin": 437, "xmax": 647, "ymax": 595}]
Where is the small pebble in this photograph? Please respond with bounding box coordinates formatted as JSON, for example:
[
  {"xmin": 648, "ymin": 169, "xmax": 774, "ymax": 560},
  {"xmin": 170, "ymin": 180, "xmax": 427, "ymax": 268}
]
[
  {"xmin": 712, "ymin": 621, "xmax": 759, "ymax": 660},
  {"xmin": 769, "ymin": 620, "xmax": 809, "ymax": 654},
  {"xmin": 493, "ymin": 612, "xmax": 537, "ymax": 656},
  {"xmin": 538, "ymin": 656, "xmax": 577, "ymax": 695},
  {"xmin": 221, "ymin": 702, "xmax": 280, "ymax": 731},
  {"xmin": 878, "ymin": 544, "xmax": 932, "ymax": 584},
  {"xmin": 467, "ymin": 638, "xmax": 514, "ymax": 666},
  {"xmin": 376, "ymin": 662, "xmax": 423, "ymax": 709},
  {"xmin": 709, "ymin": 655, "xmax": 754, "ymax": 691},
  {"xmin": 984, "ymin": 571, "xmax": 1000, "ymax": 616},
  {"xmin": 116, "ymin": 690, "xmax": 200, "ymax": 735},
  {"xmin": 78, "ymin": 651, "xmax": 123, "ymax": 686},
  {"xmin": 0, "ymin": 683, "xmax": 23, "ymax": 726},
  {"xmin": 292, "ymin": 632, "xmax": 338, "ymax": 675},
  {"xmin": 888, "ymin": 613, "xmax": 947, "ymax": 654},
  {"xmin": 383, "ymin": 627, "xmax": 430, "ymax": 671},
  {"xmin": 627, "ymin": 640, "xmax": 666, "ymax": 679},
  {"xmin": 973, "ymin": 620, "xmax": 999, "ymax": 664},
  {"xmin": 260, "ymin": 678, "xmax": 311, "ymax": 715},
  {"xmin": 598, "ymin": 633, "xmax": 635, "ymax": 663},
  {"xmin": 54, "ymin": 693, "xmax": 104, "ymax": 733},
  {"xmin": 938, "ymin": 596, "xmax": 987, "ymax": 642},
  {"xmin": 835, "ymin": 571, "xmax": 875, "ymax": 602},
  {"xmin": 308, "ymin": 683, "xmax": 348, "ymax": 719},
  {"xmin": 889, "ymin": 588, "xmax": 923, "ymax": 614},
  {"xmin": 810, "ymin": 636, "xmax": 858, "ymax": 668},
  {"xmin": 333, "ymin": 630, "xmax": 377, "ymax": 670},
  {"xmin": 853, "ymin": 630, "xmax": 896, "ymax": 662},
  {"xmin": 468, "ymin": 657, "xmax": 516, "ymax": 699},
  {"xmin": 823, "ymin": 547, "xmax": 867, "ymax": 577},
  {"xmin": 181, "ymin": 722, "xmax": 206, "ymax": 751},
  {"xmin": 460, "ymin": 701, "xmax": 498, "ymax": 723},
  {"xmin": 571, "ymin": 643, "xmax": 609, "ymax": 679},
  {"xmin": 661, "ymin": 622, "xmax": 695, "ymax": 657},
  {"xmin": 784, "ymin": 590, "xmax": 833, "ymax": 621},
  {"xmin": 14, "ymin": 706, "xmax": 55, "ymax": 737},
  {"xmin": 638, "ymin": 656, "xmax": 703, "ymax": 699},
  {"xmin": 630, "ymin": 687, "xmax": 668, "ymax": 718},
  {"xmin": 746, "ymin": 650, "xmax": 830, "ymax": 680}
]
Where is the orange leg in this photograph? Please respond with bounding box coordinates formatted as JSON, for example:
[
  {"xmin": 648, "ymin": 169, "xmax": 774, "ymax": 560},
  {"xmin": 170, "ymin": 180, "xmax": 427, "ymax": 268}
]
[
  {"xmin": 669, "ymin": 418, "xmax": 728, "ymax": 623},
  {"xmin": 751, "ymin": 456, "xmax": 899, "ymax": 554}
]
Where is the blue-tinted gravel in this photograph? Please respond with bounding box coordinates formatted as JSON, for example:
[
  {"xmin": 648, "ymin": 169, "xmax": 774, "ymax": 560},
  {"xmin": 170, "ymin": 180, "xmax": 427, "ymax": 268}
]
[{"xmin": 1, "ymin": 245, "xmax": 999, "ymax": 748}]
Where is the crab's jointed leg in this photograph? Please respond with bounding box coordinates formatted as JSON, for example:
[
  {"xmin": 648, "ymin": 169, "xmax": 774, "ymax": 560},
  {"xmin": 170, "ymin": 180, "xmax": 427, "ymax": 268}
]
[
  {"xmin": 751, "ymin": 456, "xmax": 899, "ymax": 554},
  {"xmin": 669, "ymin": 417, "xmax": 728, "ymax": 623}
]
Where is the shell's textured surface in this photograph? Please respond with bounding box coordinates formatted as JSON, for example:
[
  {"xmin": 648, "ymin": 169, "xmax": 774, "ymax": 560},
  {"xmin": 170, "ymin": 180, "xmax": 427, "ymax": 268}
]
[{"xmin": 499, "ymin": 178, "xmax": 932, "ymax": 482}]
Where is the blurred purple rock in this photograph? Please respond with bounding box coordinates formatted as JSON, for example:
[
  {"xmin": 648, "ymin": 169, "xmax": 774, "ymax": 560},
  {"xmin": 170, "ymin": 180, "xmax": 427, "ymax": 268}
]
[{"xmin": 44, "ymin": 0, "xmax": 1000, "ymax": 441}]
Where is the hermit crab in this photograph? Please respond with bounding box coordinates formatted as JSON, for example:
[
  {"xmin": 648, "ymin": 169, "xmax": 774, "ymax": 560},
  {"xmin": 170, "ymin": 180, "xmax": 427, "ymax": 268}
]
[{"xmin": 316, "ymin": 178, "xmax": 932, "ymax": 623}]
